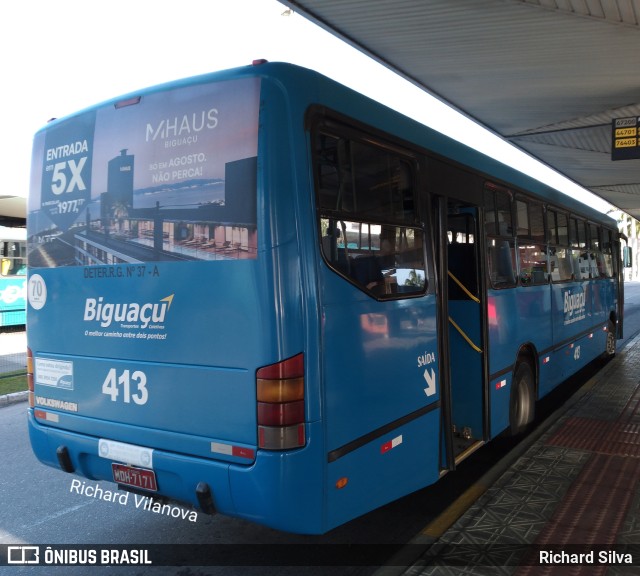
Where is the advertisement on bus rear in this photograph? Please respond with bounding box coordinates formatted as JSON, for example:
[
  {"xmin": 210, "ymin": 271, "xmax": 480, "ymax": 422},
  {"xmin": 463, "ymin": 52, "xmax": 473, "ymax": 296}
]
[{"xmin": 28, "ymin": 77, "xmax": 260, "ymax": 268}]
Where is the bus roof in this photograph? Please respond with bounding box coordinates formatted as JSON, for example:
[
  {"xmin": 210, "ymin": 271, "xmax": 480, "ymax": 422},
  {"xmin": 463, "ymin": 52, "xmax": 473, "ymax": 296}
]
[{"xmin": 37, "ymin": 61, "xmax": 617, "ymax": 230}]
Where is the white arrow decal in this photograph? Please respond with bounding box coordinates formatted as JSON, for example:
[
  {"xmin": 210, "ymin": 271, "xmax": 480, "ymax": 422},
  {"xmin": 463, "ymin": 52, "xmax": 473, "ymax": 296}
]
[{"xmin": 423, "ymin": 368, "xmax": 436, "ymax": 397}]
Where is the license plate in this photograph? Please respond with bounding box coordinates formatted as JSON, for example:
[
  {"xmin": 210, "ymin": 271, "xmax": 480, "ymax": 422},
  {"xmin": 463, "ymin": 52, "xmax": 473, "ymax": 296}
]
[{"xmin": 112, "ymin": 463, "xmax": 157, "ymax": 491}]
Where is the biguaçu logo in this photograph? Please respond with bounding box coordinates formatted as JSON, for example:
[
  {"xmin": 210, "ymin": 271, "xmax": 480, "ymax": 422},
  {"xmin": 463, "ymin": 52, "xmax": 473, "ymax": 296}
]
[
  {"xmin": 84, "ymin": 294, "xmax": 174, "ymax": 329},
  {"xmin": 563, "ymin": 287, "xmax": 586, "ymax": 325}
]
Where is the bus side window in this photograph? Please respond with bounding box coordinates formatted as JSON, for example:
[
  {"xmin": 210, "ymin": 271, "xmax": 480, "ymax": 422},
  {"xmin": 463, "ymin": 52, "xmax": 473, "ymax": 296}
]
[
  {"xmin": 518, "ymin": 244, "xmax": 548, "ymax": 285},
  {"xmin": 484, "ymin": 186, "xmax": 513, "ymax": 237},
  {"xmin": 321, "ymin": 222, "xmax": 348, "ymax": 275},
  {"xmin": 549, "ymin": 210, "xmax": 574, "ymax": 283},
  {"xmin": 320, "ymin": 218, "xmax": 426, "ymax": 298},
  {"xmin": 548, "ymin": 245, "xmax": 572, "ymax": 282},
  {"xmin": 602, "ymin": 229, "xmax": 614, "ymax": 278},
  {"xmin": 569, "ymin": 217, "xmax": 590, "ymax": 280},
  {"xmin": 589, "ymin": 223, "xmax": 606, "ymax": 278},
  {"xmin": 314, "ymin": 123, "xmax": 426, "ymax": 300},
  {"xmin": 485, "ymin": 183, "xmax": 516, "ymax": 288},
  {"xmin": 487, "ymin": 238, "xmax": 516, "ymax": 287},
  {"xmin": 515, "ymin": 198, "xmax": 547, "ymax": 286}
]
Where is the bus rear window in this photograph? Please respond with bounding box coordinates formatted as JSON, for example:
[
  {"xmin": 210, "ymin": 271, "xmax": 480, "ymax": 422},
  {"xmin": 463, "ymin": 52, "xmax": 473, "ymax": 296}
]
[{"xmin": 29, "ymin": 78, "xmax": 261, "ymax": 267}]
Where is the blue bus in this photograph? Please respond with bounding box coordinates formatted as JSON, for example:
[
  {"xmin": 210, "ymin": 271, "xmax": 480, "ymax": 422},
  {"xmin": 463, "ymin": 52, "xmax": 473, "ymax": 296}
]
[
  {"xmin": 0, "ymin": 225, "xmax": 26, "ymax": 327},
  {"xmin": 27, "ymin": 61, "xmax": 623, "ymax": 534}
]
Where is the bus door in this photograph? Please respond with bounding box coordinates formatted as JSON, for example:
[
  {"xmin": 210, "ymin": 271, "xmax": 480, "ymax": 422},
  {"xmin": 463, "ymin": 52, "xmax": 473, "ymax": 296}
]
[
  {"xmin": 618, "ymin": 235, "xmax": 630, "ymax": 339},
  {"xmin": 440, "ymin": 201, "xmax": 487, "ymax": 468}
]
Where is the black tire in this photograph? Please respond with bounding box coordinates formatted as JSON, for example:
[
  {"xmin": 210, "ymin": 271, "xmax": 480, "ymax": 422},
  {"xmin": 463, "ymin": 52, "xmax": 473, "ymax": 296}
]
[
  {"xmin": 604, "ymin": 320, "xmax": 616, "ymax": 358},
  {"xmin": 509, "ymin": 361, "xmax": 535, "ymax": 436}
]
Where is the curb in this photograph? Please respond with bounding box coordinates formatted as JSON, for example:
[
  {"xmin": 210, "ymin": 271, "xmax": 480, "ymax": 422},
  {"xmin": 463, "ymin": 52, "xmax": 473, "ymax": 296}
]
[{"xmin": 0, "ymin": 390, "xmax": 28, "ymax": 407}]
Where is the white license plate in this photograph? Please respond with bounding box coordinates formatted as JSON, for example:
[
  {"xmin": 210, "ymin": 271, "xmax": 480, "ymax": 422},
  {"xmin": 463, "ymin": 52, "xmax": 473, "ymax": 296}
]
[{"xmin": 98, "ymin": 438, "xmax": 153, "ymax": 468}]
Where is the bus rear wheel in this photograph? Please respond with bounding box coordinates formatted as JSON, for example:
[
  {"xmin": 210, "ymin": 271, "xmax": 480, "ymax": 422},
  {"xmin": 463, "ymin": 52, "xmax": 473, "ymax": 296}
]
[{"xmin": 509, "ymin": 361, "xmax": 535, "ymax": 436}]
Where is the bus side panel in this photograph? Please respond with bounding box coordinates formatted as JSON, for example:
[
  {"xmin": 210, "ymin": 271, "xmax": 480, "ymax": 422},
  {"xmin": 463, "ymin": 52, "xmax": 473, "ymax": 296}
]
[
  {"xmin": 488, "ymin": 286, "xmax": 552, "ymax": 376},
  {"xmin": 320, "ymin": 274, "xmax": 441, "ymax": 521},
  {"xmin": 538, "ymin": 348, "xmax": 561, "ymax": 396},
  {"xmin": 489, "ymin": 372, "xmax": 513, "ymax": 437},
  {"xmin": 551, "ymin": 282, "xmax": 590, "ymax": 349},
  {"xmin": 542, "ymin": 285, "xmax": 574, "ymax": 394},
  {"xmin": 326, "ymin": 409, "xmax": 439, "ymax": 530},
  {"xmin": 544, "ymin": 278, "xmax": 614, "ymax": 395},
  {"xmin": 228, "ymin": 422, "xmax": 325, "ymax": 534},
  {"xmin": 487, "ymin": 285, "xmax": 551, "ymax": 435},
  {"xmin": 592, "ymin": 278, "xmax": 617, "ymax": 327},
  {"xmin": 548, "ymin": 281, "xmax": 603, "ymax": 387},
  {"xmin": 552, "ymin": 329, "xmax": 601, "ymax": 383}
]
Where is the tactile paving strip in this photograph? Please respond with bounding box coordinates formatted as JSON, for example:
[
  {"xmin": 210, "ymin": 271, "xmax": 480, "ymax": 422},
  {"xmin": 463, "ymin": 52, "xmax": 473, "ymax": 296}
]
[
  {"xmin": 514, "ymin": 453, "xmax": 640, "ymax": 576},
  {"xmin": 547, "ymin": 382, "xmax": 640, "ymax": 457}
]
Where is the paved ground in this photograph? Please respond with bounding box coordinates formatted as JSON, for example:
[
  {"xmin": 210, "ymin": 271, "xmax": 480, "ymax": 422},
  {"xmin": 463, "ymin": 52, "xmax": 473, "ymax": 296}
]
[{"xmin": 397, "ymin": 335, "xmax": 640, "ymax": 574}]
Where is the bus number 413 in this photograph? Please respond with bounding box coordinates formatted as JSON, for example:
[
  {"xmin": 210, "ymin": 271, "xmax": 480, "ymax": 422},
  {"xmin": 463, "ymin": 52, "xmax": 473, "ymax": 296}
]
[{"xmin": 102, "ymin": 369, "xmax": 149, "ymax": 405}]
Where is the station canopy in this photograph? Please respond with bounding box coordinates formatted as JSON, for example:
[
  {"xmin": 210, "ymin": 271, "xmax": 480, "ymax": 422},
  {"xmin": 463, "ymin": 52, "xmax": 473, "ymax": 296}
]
[{"xmin": 282, "ymin": 0, "xmax": 640, "ymax": 218}]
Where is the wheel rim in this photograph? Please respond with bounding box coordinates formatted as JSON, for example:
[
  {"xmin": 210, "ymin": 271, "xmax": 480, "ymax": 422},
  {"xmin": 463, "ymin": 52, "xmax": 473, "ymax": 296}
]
[
  {"xmin": 511, "ymin": 362, "xmax": 534, "ymax": 434},
  {"xmin": 515, "ymin": 377, "xmax": 532, "ymax": 429},
  {"xmin": 606, "ymin": 331, "xmax": 616, "ymax": 356}
]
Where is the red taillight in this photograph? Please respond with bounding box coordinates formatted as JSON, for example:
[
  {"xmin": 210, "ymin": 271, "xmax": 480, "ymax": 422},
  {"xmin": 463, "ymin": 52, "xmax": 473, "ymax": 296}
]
[
  {"xmin": 27, "ymin": 347, "xmax": 34, "ymax": 408},
  {"xmin": 257, "ymin": 400, "xmax": 304, "ymax": 426},
  {"xmin": 256, "ymin": 353, "xmax": 304, "ymax": 380},
  {"xmin": 257, "ymin": 354, "xmax": 305, "ymax": 450}
]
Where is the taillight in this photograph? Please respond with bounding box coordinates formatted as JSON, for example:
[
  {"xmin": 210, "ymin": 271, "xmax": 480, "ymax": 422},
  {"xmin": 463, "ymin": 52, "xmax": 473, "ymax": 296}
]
[
  {"xmin": 257, "ymin": 354, "xmax": 305, "ymax": 450},
  {"xmin": 27, "ymin": 348, "xmax": 34, "ymax": 408}
]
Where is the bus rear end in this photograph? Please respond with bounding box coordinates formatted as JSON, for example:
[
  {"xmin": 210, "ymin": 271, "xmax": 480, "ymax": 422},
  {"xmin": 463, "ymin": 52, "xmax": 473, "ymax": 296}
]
[{"xmin": 27, "ymin": 66, "xmax": 324, "ymax": 533}]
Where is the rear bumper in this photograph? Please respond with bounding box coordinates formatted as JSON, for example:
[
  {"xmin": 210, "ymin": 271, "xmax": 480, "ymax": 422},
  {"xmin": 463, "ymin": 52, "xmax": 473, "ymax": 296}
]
[{"xmin": 28, "ymin": 411, "xmax": 326, "ymax": 533}]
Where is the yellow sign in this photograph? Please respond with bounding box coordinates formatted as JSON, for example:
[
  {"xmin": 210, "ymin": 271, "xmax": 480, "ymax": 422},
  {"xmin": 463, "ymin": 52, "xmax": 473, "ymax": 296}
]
[
  {"xmin": 615, "ymin": 138, "xmax": 638, "ymax": 149},
  {"xmin": 612, "ymin": 117, "xmax": 640, "ymax": 160},
  {"xmin": 615, "ymin": 127, "xmax": 637, "ymax": 139}
]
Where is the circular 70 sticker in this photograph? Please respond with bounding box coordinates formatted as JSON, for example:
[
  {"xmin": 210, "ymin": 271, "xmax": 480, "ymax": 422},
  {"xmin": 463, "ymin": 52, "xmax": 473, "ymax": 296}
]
[{"xmin": 28, "ymin": 274, "xmax": 47, "ymax": 310}]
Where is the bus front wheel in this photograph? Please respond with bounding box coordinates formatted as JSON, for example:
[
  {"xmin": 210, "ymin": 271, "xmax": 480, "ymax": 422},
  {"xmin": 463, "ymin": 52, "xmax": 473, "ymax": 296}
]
[{"xmin": 509, "ymin": 361, "xmax": 535, "ymax": 436}]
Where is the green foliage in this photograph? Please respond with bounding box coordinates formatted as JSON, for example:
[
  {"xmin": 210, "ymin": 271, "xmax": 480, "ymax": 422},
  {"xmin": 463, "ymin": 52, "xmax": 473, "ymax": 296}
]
[{"xmin": 0, "ymin": 372, "xmax": 27, "ymax": 395}]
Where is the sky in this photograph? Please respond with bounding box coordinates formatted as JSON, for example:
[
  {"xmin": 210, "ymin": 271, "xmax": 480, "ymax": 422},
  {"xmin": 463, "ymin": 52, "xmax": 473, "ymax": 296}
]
[{"xmin": 3, "ymin": 0, "xmax": 611, "ymax": 213}]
